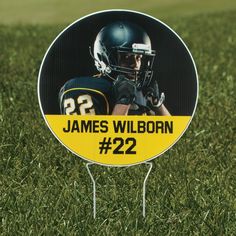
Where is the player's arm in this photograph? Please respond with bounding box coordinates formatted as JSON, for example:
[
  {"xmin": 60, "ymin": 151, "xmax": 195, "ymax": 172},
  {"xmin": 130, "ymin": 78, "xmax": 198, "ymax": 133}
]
[
  {"xmin": 112, "ymin": 104, "xmax": 131, "ymax": 115},
  {"xmin": 112, "ymin": 75, "xmax": 136, "ymax": 115},
  {"xmin": 150, "ymin": 104, "xmax": 171, "ymax": 116}
]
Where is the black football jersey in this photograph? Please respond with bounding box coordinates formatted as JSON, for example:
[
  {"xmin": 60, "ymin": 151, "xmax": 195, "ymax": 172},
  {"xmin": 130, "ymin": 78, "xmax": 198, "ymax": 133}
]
[
  {"xmin": 59, "ymin": 76, "xmax": 114, "ymax": 115},
  {"xmin": 59, "ymin": 76, "xmax": 149, "ymax": 115}
]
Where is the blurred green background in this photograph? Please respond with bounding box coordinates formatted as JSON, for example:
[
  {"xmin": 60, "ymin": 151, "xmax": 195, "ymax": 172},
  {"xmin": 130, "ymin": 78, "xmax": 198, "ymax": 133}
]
[{"xmin": 0, "ymin": 0, "xmax": 236, "ymax": 24}]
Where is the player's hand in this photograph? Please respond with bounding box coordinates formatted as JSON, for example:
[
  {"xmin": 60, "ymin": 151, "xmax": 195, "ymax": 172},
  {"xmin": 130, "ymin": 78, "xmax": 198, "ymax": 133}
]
[
  {"xmin": 143, "ymin": 79, "xmax": 165, "ymax": 109},
  {"xmin": 112, "ymin": 75, "xmax": 136, "ymax": 105}
]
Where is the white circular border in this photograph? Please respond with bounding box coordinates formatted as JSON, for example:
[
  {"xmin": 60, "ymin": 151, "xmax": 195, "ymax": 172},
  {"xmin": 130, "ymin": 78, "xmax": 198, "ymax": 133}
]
[{"xmin": 37, "ymin": 9, "xmax": 199, "ymax": 167}]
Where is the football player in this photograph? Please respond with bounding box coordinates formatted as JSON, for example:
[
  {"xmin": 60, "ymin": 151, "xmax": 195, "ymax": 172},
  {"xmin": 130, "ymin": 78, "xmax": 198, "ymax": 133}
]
[{"xmin": 59, "ymin": 21, "xmax": 170, "ymax": 115}]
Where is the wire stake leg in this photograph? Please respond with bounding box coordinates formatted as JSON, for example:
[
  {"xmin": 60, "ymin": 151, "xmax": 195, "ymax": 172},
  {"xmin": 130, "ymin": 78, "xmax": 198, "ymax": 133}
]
[
  {"xmin": 143, "ymin": 162, "xmax": 153, "ymax": 217},
  {"xmin": 86, "ymin": 163, "xmax": 96, "ymax": 219}
]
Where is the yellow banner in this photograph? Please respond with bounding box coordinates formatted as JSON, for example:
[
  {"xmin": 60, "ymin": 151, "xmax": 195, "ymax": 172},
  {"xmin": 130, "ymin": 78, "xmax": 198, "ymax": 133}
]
[{"xmin": 45, "ymin": 115, "xmax": 191, "ymax": 166}]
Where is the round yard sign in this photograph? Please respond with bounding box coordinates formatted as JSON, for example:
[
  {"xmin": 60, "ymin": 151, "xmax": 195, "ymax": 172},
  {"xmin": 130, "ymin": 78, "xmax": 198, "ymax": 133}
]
[{"xmin": 38, "ymin": 10, "xmax": 198, "ymax": 166}]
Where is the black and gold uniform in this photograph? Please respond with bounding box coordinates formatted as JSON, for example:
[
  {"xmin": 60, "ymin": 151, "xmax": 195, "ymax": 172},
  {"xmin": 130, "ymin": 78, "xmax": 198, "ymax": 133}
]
[{"xmin": 59, "ymin": 76, "xmax": 149, "ymax": 115}]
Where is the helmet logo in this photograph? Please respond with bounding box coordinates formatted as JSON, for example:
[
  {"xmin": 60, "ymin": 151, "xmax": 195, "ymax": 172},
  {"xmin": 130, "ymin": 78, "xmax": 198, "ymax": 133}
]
[{"xmin": 132, "ymin": 43, "xmax": 151, "ymax": 54}]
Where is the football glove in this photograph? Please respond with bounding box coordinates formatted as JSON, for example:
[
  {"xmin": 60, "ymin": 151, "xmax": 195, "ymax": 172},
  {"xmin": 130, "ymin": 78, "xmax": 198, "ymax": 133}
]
[
  {"xmin": 143, "ymin": 79, "xmax": 165, "ymax": 109},
  {"xmin": 112, "ymin": 75, "xmax": 136, "ymax": 105}
]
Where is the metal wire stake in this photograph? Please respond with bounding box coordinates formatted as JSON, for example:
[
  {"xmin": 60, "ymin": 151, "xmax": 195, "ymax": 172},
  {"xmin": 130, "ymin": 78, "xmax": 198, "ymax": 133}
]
[
  {"xmin": 86, "ymin": 161, "xmax": 153, "ymax": 218},
  {"xmin": 86, "ymin": 163, "xmax": 96, "ymax": 219},
  {"xmin": 143, "ymin": 162, "xmax": 153, "ymax": 217}
]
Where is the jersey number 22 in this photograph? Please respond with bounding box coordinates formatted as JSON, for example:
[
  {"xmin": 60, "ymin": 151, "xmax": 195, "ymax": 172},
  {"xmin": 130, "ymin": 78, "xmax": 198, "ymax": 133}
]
[{"xmin": 64, "ymin": 95, "xmax": 95, "ymax": 115}]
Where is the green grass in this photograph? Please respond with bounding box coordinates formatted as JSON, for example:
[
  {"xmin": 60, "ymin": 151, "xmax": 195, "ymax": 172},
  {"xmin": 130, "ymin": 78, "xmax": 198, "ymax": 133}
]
[
  {"xmin": 0, "ymin": 9, "xmax": 236, "ymax": 235},
  {"xmin": 0, "ymin": 0, "xmax": 236, "ymax": 24}
]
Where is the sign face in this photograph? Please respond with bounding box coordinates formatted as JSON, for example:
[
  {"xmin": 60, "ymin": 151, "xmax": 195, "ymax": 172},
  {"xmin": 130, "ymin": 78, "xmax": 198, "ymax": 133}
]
[{"xmin": 38, "ymin": 10, "xmax": 198, "ymax": 166}]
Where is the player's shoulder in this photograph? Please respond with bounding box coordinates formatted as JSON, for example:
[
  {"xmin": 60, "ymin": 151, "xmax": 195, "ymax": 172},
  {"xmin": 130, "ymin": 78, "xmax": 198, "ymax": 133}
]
[{"xmin": 61, "ymin": 75, "xmax": 113, "ymax": 91}]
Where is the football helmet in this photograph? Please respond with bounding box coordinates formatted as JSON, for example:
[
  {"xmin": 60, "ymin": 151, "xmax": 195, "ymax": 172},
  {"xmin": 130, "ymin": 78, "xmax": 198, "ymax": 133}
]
[{"xmin": 92, "ymin": 21, "xmax": 156, "ymax": 89}]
